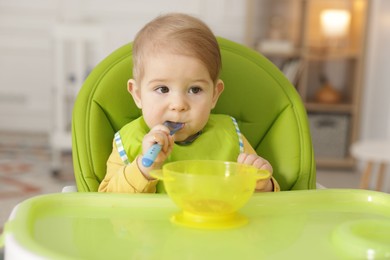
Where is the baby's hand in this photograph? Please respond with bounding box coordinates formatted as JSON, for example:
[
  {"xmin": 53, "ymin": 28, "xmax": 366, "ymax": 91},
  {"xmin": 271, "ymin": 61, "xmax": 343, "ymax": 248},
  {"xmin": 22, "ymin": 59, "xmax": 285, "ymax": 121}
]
[
  {"xmin": 237, "ymin": 153, "xmax": 274, "ymax": 192},
  {"xmin": 137, "ymin": 124, "xmax": 175, "ymax": 178}
]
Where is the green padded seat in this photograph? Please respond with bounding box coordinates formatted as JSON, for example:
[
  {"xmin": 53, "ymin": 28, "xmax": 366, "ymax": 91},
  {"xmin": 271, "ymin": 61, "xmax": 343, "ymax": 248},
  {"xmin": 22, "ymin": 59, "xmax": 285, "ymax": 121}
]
[{"xmin": 72, "ymin": 37, "xmax": 316, "ymax": 192}]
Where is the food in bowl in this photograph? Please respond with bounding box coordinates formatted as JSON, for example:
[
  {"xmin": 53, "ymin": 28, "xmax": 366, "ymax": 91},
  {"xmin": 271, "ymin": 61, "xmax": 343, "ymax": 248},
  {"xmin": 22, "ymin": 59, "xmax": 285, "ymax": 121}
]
[{"xmin": 151, "ymin": 160, "xmax": 270, "ymax": 229}]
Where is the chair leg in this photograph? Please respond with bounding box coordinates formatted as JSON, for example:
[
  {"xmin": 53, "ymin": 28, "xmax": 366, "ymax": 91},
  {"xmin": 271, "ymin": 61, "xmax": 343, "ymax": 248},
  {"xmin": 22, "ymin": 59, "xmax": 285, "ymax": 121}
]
[
  {"xmin": 376, "ymin": 163, "xmax": 386, "ymax": 191},
  {"xmin": 360, "ymin": 161, "xmax": 373, "ymax": 189}
]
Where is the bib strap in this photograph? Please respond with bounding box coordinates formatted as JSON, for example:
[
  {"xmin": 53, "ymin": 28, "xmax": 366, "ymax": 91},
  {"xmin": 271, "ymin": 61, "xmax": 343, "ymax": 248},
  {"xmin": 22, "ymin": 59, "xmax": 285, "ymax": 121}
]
[
  {"xmin": 115, "ymin": 131, "xmax": 130, "ymax": 165},
  {"xmin": 231, "ymin": 116, "xmax": 244, "ymax": 153}
]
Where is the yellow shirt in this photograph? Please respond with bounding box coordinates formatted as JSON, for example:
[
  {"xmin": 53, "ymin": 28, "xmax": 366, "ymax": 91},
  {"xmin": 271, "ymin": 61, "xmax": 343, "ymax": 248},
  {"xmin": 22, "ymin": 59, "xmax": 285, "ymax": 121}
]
[{"xmin": 99, "ymin": 135, "xmax": 280, "ymax": 193}]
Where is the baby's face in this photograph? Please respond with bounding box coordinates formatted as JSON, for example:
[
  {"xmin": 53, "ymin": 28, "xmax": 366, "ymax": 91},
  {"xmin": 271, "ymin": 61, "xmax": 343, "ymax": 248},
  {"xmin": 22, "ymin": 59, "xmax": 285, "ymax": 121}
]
[{"xmin": 129, "ymin": 52, "xmax": 223, "ymax": 142}]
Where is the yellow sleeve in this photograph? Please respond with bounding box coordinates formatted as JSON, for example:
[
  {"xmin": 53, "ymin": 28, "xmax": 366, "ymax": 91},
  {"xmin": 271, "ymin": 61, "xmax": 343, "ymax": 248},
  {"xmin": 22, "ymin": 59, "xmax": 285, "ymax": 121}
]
[
  {"xmin": 242, "ymin": 135, "xmax": 280, "ymax": 192},
  {"xmin": 98, "ymin": 140, "xmax": 158, "ymax": 193}
]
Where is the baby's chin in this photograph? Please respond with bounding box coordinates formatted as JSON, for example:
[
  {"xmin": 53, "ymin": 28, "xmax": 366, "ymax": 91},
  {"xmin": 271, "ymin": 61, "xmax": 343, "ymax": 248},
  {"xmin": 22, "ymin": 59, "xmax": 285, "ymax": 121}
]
[
  {"xmin": 174, "ymin": 130, "xmax": 202, "ymax": 144},
  {"xmin": 173, "ymin": 133, "xmax": 188, "ymax": 142}
]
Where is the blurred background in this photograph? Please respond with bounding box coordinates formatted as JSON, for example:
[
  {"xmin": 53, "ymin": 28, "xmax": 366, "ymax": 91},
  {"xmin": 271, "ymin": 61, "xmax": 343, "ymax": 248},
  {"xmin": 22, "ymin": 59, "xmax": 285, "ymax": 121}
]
[{"xmin": 0, "ymin": 0, "xmax": 390, "ymax": 226}]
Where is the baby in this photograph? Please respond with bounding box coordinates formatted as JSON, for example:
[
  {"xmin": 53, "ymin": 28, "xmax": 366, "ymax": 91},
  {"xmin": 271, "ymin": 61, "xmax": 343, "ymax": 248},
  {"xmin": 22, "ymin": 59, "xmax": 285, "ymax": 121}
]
[{"xmin": 98, "ymin": 13, "xmax": 279, "ymax": 193}]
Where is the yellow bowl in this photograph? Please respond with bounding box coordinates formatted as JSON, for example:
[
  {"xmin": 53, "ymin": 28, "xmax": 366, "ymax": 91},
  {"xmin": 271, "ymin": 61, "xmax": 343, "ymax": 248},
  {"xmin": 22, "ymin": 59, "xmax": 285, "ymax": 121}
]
[{"xmin": 151, "ymin": 160, "xmax": 270, "ymax": 229}]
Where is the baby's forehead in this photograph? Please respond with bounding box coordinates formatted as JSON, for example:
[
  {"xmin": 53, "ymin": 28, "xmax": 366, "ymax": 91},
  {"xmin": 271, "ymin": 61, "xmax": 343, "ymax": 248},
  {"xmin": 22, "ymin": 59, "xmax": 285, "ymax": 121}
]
[
  {"xmin": 135, "ymin": 39, "xmax": 218, "ymax": 82},
  {"xmin": 142, "ymin": 48, "xmax": 202, "ymax": 66},
  {"xmin": 140, "ymin": 52, "xmax": 213, "ymax": 82},
  {"xmin": 143, "ymin": 42, "xmax": 192, "ymax": 57}
]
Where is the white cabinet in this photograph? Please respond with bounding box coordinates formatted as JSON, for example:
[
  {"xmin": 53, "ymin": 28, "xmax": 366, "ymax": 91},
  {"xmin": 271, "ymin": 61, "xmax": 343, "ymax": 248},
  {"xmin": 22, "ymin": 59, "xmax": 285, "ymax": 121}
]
[
  {"xmin": 50, "ymin": 24, "xmax": 105, "ymax": 174},
  {"xmin": 0, "ymin": 0, "xmax": 58, "ymax": 132}
]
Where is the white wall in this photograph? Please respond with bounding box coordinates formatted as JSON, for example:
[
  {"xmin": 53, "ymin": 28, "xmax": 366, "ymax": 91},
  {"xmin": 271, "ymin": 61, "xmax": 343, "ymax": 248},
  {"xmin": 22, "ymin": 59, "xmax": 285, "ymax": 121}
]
[
  {"xmin": 0, "ymin": 0, "xmax": 246, "ymax": 133},
  {"xmin": 360, "ymin": 0, "xmax": 390, "ymax": 140},
  {"xmin": 1, "ymin": 0, "xmax": 389, "ymax": 140}
]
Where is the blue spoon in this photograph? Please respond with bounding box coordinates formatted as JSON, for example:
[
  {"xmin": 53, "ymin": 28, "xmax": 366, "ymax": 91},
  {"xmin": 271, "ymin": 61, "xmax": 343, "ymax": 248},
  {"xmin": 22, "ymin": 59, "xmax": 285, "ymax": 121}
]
[{"xmin": 142, "ymin": 121, "xmax": 184, "ymax": 167}]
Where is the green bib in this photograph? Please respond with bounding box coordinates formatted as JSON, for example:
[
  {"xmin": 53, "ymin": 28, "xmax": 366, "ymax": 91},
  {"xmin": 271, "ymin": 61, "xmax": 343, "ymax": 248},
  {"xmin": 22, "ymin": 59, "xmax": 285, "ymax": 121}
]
[{"xmin": 117, "ymin": 114, "xmax": 242, "ymax": 193}]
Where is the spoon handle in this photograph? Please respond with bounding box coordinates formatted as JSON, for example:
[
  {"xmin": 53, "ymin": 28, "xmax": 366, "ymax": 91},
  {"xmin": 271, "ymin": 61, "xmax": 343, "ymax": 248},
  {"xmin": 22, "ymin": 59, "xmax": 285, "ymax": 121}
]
[
  {"xmin": 142, "ymin": 143, "xmax": 162, "ymax": 167},
  {"xmin": 141, "ymin": 121, "xmax": 184, "ymax": 167}
]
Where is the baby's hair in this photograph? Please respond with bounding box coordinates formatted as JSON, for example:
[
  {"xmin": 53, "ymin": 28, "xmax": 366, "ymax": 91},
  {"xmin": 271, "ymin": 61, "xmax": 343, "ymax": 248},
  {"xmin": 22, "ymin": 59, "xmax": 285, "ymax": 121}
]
[{"xmin": 132, "ymin": 13, "xmax": 221, "ymax": 83}]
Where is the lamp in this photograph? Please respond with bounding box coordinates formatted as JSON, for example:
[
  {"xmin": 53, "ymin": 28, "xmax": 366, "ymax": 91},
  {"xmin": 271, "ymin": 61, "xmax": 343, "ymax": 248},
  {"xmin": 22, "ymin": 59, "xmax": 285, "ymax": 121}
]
[
  {"xmin": 320, "ymin": 9, "xmax": 351, "ymax": 49},
  {"xmin": 315, "ymin": 9, "xmax": 350, "ymax": 103}
]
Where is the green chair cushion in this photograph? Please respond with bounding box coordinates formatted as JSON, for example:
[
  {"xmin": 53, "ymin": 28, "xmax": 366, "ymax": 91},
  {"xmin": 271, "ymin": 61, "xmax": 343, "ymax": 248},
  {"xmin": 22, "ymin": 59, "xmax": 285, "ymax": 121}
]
[{"xmin": 72, "ymin": 37, "xmax": 316, "ymax": 192}]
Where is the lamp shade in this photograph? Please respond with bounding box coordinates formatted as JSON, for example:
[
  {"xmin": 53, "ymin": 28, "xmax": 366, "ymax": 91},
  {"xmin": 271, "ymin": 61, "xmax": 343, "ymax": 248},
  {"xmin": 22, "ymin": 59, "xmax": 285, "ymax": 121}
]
[{"xmin": 320, "ymin": 9, "xmax": 351, "ymax": 38}]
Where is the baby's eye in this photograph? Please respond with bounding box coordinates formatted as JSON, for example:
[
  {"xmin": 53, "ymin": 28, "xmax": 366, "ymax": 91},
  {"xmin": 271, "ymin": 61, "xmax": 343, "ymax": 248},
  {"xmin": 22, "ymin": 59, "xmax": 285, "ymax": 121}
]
[
  {"xmin": 156, "ymin": 86, "xmax": 169, "ymax": 94},
  {"xmin": 189, "ymin": 86, "xmax": 202, "ymax": 94}
]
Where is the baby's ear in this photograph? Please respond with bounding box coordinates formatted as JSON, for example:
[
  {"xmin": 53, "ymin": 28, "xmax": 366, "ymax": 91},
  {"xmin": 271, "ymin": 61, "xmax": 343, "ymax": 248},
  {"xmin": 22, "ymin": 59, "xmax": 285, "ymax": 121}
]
[
  {"xmin": 211, "ymin": 79, "xmax": 224, "ymax": 109},
  {"xmin": 128, "ymin": 79, "xmax": 142, "ymax": 109}
]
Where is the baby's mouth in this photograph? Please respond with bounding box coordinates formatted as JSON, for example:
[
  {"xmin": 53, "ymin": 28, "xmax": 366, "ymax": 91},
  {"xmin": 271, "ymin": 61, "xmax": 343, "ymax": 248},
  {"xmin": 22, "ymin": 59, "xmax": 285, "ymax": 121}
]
[{"xmin": 164, "ymin": 121, "xmax": 184, "ymax": 135}]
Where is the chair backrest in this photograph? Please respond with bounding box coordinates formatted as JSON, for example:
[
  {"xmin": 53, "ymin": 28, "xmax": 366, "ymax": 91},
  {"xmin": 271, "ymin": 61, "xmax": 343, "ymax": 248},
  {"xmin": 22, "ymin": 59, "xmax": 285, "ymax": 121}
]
[{"xmin": 72, "ymin": 37, "xmax": 316, "ymax": 192}]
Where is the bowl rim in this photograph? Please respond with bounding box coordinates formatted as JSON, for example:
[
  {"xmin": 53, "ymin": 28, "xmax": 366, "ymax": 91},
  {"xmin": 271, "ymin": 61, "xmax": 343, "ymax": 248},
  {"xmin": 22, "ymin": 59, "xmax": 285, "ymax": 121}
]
[{"xmin": 161, "ymin": 160, "xmax": 270, "ymax": 180}]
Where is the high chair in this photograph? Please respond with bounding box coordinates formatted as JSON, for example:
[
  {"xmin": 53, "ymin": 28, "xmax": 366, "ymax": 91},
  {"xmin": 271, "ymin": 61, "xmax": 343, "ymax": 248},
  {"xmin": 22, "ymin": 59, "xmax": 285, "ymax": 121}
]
[{"xmin": 71, "ymin": 37, "xmax": 316, "ymax": 192}]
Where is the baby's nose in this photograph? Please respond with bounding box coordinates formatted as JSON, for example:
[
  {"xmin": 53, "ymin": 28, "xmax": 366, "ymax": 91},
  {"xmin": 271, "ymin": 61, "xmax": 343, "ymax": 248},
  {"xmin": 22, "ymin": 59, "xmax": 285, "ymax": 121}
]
[{"xmin": 169, "ymin": 97, "xmax": 188, "ymax": 111}]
